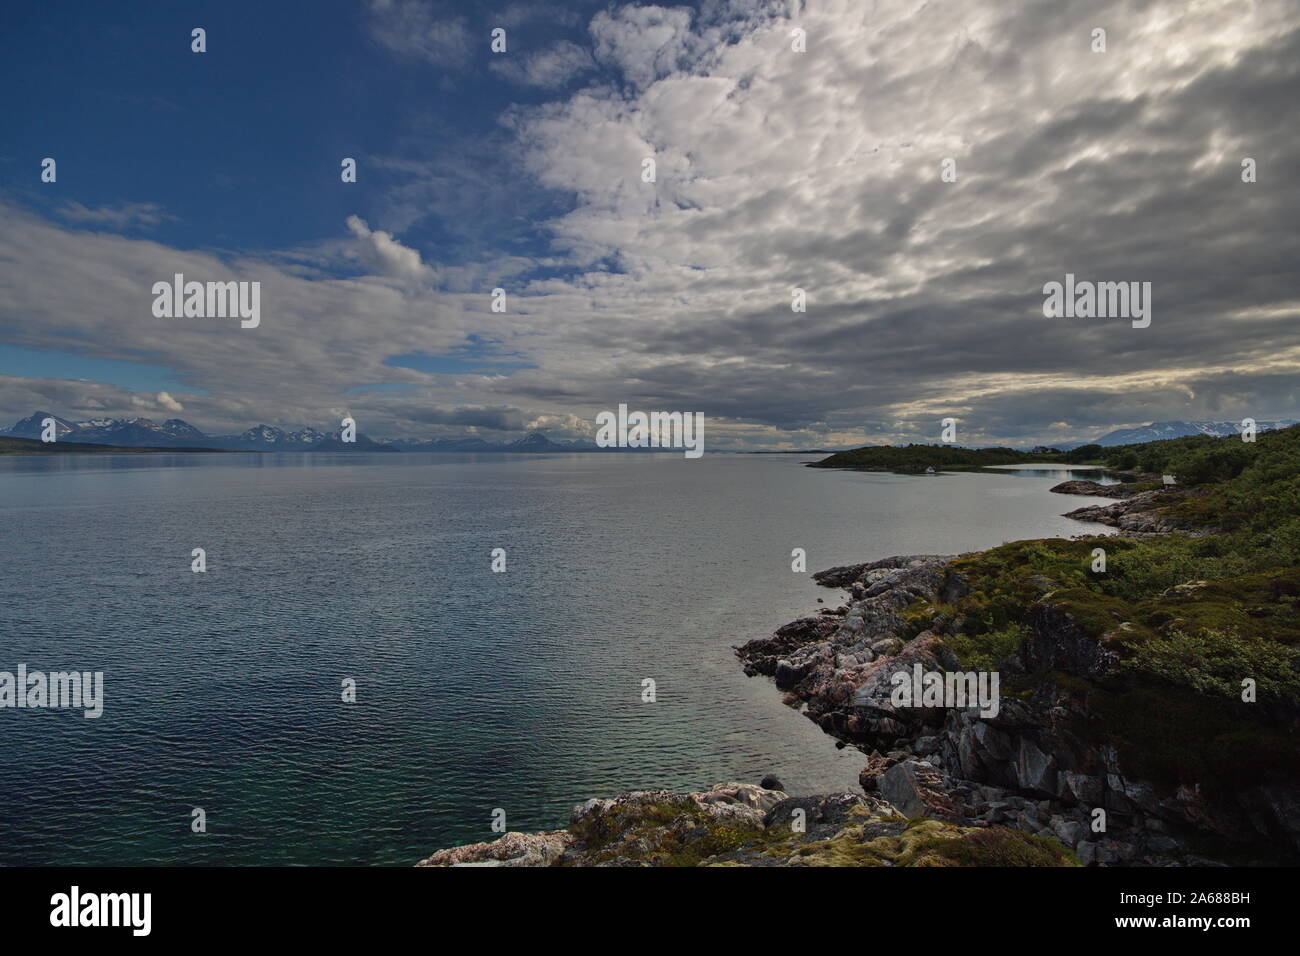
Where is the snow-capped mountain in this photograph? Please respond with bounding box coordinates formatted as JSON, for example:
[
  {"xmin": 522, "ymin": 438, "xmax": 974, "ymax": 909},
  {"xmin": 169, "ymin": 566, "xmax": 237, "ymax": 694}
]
[
  {"xmin": 1092, "ymin": 420, "xmax": 1298, "ymax": 446},
  {"xmin": 5, "ymin": 410, "xmax": 651, "ymax": 452},
  {"xmin": 5, "ymin": 411, "xmax": 77, "ymax": 440},
  {"xmin": 3, "ymin": 412, "xmax": 213, "ymax": 446},
  {"xmin": 217, "ymin": 424, "xmax": 328, "ymax": 450}
]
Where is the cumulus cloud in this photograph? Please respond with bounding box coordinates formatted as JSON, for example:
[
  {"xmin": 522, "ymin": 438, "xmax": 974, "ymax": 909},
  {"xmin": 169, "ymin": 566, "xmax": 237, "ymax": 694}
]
[
  {"xmin": 590, "ymin": 5, "xmax": 698, "ymax": 90},
  {"xmin": 345, "ymin": 215, "xmax": 433, "ymax": 281},
  {"xmin": 155, "ymin": 391, "xmax": 184, "ymax": 412}
]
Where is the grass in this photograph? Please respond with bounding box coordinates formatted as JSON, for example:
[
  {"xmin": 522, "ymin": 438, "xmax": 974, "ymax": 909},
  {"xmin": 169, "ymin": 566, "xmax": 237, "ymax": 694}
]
[{"xmin": 886, "ymin": 426, "xmax": 1300, "ymax": 794}]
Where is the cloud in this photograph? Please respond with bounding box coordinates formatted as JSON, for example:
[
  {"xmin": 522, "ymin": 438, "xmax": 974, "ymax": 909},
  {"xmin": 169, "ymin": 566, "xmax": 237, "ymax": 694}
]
[
  {"xmin": 589, "ymin": 5, "xmax": 697, "ymax": 90},
  {"xmin": 155, "ymin": 391, "xmax": 184, "ymax": 412},
  {"xmin": 57, "ymin": 200, "xmax": 173, "ymax": 230},
  {"xmin": 344, "ymin": 215, "xmax": 433, "ymax": 281},
  {"xmin": 489, "ymin": 39, "xmax": 596, "ymax": 87},
  {"xmin": 365, "ymin": 0, "xmax": 473, "ymax": 68},
  {"xmin": 2, "ymin": 0, "xmax": 1298, "ymax": 449}
]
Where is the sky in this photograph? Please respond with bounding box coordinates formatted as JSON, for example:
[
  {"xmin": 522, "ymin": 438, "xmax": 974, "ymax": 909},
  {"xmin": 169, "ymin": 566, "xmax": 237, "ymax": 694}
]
[{"xmin": 1, "ymin": 0, "xmax": 1297, "ymax": 449}]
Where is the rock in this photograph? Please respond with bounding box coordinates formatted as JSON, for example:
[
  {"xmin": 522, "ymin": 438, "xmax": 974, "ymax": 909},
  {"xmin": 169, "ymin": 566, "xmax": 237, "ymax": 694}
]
[
  {"xmin": 759, "ymin": 774, "xmax": 785, "ymax": 793},
  {"xmin": 417, "ymin": 830, "xmax": 572, "ymax": 867},
  {"xmin": 695, "ymin": 782, "xmax": 788, "ymax": 814},
  {"xmin": 774, "ymin": 658, "xmax": 807, "ymax": 690},
  {"xmin": 1058, "ymin": 771, "xmax": 1104, "ymax": 806},
  {"xmin": 1062, "ymin": 488, "xmax": 1197, "ymax": 532},
  {"xmin": 878, "ymin": 759, "xmax": 957, "ymax": 819},
  {"xmin": 1050, "ymin": 816, "xmax": 1085, "ymax": 845},
  {"xmin": 1019, "ymin": 601, "xmax": 1122, "ymax": 680},
  {"xmin": 765, "ymin": 792, "xmax": 883, "ymax": 830},
  {"xmin": 1014, "ymin": 738, "xmax": 1058, "ymax": 796},
  {"xmin": 1049, "ymin": 480, "xmax": 1134, "ymax": 498},
  {"xmin": 939, "ymin": 570, "xmax": 970, "ymax": 603},
  {"xmin": 869, "ymin": 636, "xmax": 905, "ymax": 657},
  {"xmin": 737, "ymin": 616, "xmax": 838, "ymax": 677}
]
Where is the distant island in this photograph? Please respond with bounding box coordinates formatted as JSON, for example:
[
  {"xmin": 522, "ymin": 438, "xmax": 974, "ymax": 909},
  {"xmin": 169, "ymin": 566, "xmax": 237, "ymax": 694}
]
[{"xmin": 809, "ymin": 444, "xmax": 1106, "ymax": 473}]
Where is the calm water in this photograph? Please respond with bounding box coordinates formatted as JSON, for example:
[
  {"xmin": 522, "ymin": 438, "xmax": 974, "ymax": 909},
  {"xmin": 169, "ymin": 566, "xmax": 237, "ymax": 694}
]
[{"xmin": 0, "ymin": 452, "xmax": 1114, "ymax": 865}]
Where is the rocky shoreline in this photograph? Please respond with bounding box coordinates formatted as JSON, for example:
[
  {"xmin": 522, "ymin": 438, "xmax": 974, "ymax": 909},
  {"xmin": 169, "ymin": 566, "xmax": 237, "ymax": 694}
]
[
  {"xmin": 419, "ymin": 478, "xmax": 1297, "ymax": 866},
  {"xmin": 417, "ymin": 782, "xmax": 1078, "ymax": 867}
]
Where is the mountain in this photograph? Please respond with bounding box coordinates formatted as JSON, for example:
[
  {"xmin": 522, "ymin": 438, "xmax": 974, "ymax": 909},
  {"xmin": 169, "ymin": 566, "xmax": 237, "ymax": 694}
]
[
  {"xmin": 1092, "ymin": 419, "xmax": 1297, "ymax": 446},
  {"xmin": 507, "ymin": 432, "xmax": 571, "ymax": 452},
  {"xmin": 71, "ymin": 417, "xmax": 212, "ymax": 446},
  {"xmin": 3, "ymin": 412, "xmax": 216, "ymax": 446},
  {"xmin": 5, "ymin": 411, "xmax": 77, "ymax": 440},
  {"xmin": 214, "ymin": 424, "xmax": 328, "ymax": 450}
]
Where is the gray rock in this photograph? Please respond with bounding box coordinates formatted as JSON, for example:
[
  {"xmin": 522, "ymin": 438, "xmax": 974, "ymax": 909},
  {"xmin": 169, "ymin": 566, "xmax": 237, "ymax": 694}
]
[{"xmin": 1015, "ymin": 738, "xmax": 1058, "ymax": 796}]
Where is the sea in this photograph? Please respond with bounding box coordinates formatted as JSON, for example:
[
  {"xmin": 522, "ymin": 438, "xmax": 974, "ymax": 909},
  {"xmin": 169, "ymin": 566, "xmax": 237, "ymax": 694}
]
[{"xmin": 0, "ymin": 451, "xmax": 1116, "ymax": 864}]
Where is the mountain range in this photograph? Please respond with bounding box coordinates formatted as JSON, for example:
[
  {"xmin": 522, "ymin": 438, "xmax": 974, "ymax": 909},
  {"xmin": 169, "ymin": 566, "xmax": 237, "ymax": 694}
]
[
  {"xmin": 1082, "ymin": 419, "xmax": 1298, "ymax": 447},
  {"xmin": 4, "ymin": 411, "xmax": 1296, "ymax": 453},
  {"xmin": 2, "ymin": 411, "xmax": 609, "ymax": 453}
]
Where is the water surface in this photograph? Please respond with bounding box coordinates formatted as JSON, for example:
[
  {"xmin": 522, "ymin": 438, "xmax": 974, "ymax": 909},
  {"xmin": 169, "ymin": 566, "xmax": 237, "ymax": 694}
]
[{"xmin": 0, "ymin": 452, "xmax": 1114, "ymax": 864}]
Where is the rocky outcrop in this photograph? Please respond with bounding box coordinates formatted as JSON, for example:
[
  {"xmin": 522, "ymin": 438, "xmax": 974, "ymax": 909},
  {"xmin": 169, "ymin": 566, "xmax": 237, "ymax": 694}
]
[
  {"xmin": 1049, "ymin": 479, "xmax": 1135, "ymax": 498},
  {"xmin": 418, "ymin": 782, "xmax": 1079, "ymax": 867},
  {"xmin": 1060, "ymin": 488, "xmax": 1195, "ymax": 532},
  {"xmin": 417, "ymin": 830, "xmax": 574, "ymax": 867},
  {"xmin": 738, "ymin": 539, "xmax": 1300, "ymax": 865},
  {"xmin": 1049, "ymin": 473, "xmax": 1171, "ymax": 498},
  {"xmin": 420, "ymin": 483, "xmax": 1296, "ymax": 868}
]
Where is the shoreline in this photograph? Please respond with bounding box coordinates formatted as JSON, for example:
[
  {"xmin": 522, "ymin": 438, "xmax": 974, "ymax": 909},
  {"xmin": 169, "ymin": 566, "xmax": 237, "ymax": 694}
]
[{"xmin": 418, "ymin": 467, "xmax": 1299, "ymax": 866}]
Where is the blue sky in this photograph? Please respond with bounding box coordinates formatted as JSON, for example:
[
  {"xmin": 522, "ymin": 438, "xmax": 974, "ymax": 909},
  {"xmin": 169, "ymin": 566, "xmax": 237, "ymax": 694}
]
[
  {"xmin": 1, "ymin": 0, "xmax": 615, "ymax": 432},
  {"xmin": 2, "ymin": 0, "xmax": 597, "ymax": 267},
  {"xmin": 1, "ymin": 0, "xmax": 1297, "ymax": 447}
]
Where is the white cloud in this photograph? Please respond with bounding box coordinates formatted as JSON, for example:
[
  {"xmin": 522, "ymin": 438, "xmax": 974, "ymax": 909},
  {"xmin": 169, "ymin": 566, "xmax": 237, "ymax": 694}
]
[
  {"xmin": 2, "ymin": 0, "xmax": 1298, "ymax": 447},
  {"xmin": 490, "ymin": 40, "xmax": 596, "ymax": 88},
  {"xmin": 156, "ymin": 391, "xmax": 184, "ymax": 412},
  {"xmin": 345, "ymin": 215, "xmax": 433, "ymax": 281},
  {"xmin": 590, "ymin": 5, "xmax": 697, "ymax": 90}
]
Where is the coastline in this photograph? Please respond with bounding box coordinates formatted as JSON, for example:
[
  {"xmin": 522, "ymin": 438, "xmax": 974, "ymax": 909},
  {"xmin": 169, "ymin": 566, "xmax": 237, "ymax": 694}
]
[{"xmin": 418, "ymin": 465, "xmax": 1300, "ymax": 866}]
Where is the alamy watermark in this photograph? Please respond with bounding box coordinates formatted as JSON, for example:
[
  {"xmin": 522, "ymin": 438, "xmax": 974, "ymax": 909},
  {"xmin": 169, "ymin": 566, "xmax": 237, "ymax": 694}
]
[
  {"xmin": 50, "ymin": 886, "xmax": 150, "ymax": 936},
  {"xmin": 1, "ymin": 665, "xmax": 103, "ymax": 718},
  {"xmin": 152, "ymin": 273, "xmax": 260, "ymax": 328},
  {"xmin": 595, "ymin": 404, "xmax": 704, "ymax": 458},
  {"xmin": 1042, "ymin": 273, "xmax": 1150, "ymax": 328},
  {"xmin": 890, "ymin": 663, "xmax": 1000, "ymax": 718}
]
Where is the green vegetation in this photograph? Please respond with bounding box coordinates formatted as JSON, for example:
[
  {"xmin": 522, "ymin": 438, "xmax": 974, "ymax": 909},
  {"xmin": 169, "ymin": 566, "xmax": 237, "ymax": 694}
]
[
  {"xmin": 567, "ymin": 798, "xmax": 771, "ymax": 866},
  {"xmin": 898, "ymin": 425, "xmax": 1300, "ymax": 790},
  {"xmin": 568, "ymin": 797, "xmax": 1078, "ymax": 866},
  {"xmin": 764, "ymin": 816, "xmax": 1078, "ymax": 867},
  {"xmin": 810, "ymin": 443, "xmax": 1104, "ymax": 473}
]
